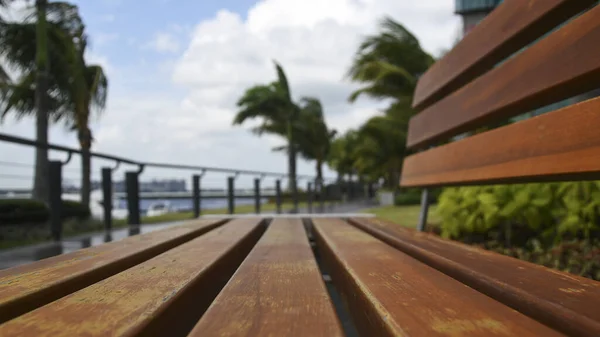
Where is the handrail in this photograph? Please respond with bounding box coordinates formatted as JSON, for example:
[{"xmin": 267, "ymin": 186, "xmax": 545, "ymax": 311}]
[{"xmin": 0, "ymin": 132, "xmax": 330, "ymax": 180}]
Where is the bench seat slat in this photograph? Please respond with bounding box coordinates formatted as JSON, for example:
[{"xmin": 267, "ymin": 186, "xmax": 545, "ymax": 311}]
[
  {"xmin": 401, "ymin": 96, "xmax": 600, "ymax": 187},
  {"xmin": 313, "ymin": 218, "xmax": 564, "ymax": 337},
  {"xmin": 413, "ymin": 0, "xmax": 595, "ymax": 111},
  {"xmin": 349, "ymin": 217, "xmax": 600, "ymax": 337},
  {"xmin": 0, "ymin": 219, "xmax": 264, "ymax": 337},
  {"xmin": 407, "ymin": 4, "xmax": 600, "ymax": 149},
  {"xmin": 0, "ymin": 219, "xmax": 225, "ymax": 324},
  {"xmin": 188, "ymin": 219, "xmax": 344, "ymax": 337}
]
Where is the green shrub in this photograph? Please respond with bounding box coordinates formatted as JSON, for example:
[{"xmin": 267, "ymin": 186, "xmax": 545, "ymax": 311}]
[
  {"xmin": 0, "ymin": 199, "xmax": 49, "ymax": 225},
  {"xmin": 62, "ymin": 200, "xmax": 91, "ymax": 220},
  {"xmin": 436, "ymin": 182, "xmax": 600, "ymax": 244},
  {"xmin": 394, "ymin": 188, "xmax": 442, "ymax": 206},
  {"xmin": 0, "ymin": 199, "xmax": 91, "ymax": 226}
]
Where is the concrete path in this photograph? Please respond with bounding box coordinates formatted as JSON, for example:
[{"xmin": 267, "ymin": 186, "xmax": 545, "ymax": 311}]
[{"xmin": 0, "ymin": 200, "xmax": 377, "ymax": 270}]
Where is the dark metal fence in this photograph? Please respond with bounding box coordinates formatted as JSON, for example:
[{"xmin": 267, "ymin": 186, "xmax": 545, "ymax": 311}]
[{"xmin": 0, "ymin": 132, "xmax": 376, "ymax": 241}]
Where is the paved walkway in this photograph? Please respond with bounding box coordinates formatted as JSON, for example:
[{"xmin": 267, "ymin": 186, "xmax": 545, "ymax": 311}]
[{"xmin": 0, "ymin": 200, "xmax": 376, "ymax": 270}]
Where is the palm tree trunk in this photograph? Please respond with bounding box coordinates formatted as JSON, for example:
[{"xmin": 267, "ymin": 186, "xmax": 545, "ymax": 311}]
[
  {"xmin": 32, "ymin": 0, "xmax": 50, "ymax": 204},
  {"xmin": 316, "ymin": 159, "xmax": 323, "ymax": 183},
  {"xmin": 289, "ymin": 143, "xmax": 298, "ymax": 211},
  {"xmin": 79, "ymin": 130, "xmax": 91, "ymax": 207},
  {"xmin": 287, "ymin": 119, "xmax": 298, "ymax": 212}
]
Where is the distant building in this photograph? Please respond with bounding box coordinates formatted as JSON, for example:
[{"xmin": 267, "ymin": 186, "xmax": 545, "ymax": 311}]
[
  {"xmin": 92, "ymin": 179, "xmax": 187, "ymax": 193},
  {"xmin": 455, "ymin": 0, "xmax": 502, "ymax": 35}
]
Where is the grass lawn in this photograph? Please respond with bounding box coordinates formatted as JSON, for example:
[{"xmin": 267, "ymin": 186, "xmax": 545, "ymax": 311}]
[{"xmin": 362, "ymin": 204, "xmax": 440, "ymax": 228}]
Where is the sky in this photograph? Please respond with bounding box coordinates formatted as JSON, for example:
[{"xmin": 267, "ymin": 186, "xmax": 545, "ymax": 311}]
[{"xmin": 0, "ymin": 0, "xmax": 460, "ymax": 189}]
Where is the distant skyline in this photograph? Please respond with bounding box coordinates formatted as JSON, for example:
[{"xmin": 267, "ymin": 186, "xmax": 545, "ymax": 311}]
[{"xmin": 0, "ymin": 0, "xmax": 460, "ymax": 189}]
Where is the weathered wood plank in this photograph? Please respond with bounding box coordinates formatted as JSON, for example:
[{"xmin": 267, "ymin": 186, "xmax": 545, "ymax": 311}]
[
  {"xmin": 407, "ymin": 4, "xmax": 600, "ymax": 149},
  {"xmin": 412, "ymin": 0, "xmax": 595, "ymax": 111},
  {"xmin": 188, "ymin": 218, "xmax": 343, "ymax": 337},
  {"xmin": 313, "ymin": 218, "xmax": 564, "ymax": 337},
  {"xmin": 0, "ymin": 219, "xmax": 226, "ymax": 324},
  {"xmin": 349, "ymin": 217, "xmax": 600, "ymax": 337},
  {"xmin": 0, "ymin": 218, "xmax": 265, "ymax": 337},
  {"xmin": 401, "ymin": 96, "xmax": 600, "ymax": 187}
]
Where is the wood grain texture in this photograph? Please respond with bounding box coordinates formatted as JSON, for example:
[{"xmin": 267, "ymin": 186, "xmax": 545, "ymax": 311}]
[
  {"xmin": 401, "ymin": 96, "xmax": 600, "ymax": 187},
  {"xmin": 0, "ymin": 218, "xmax": 265, "ymax": 337},
  {"xmin": 188, "ymin": 218, "xmax": 343, "ymax": 337},
  {"xmin": 412, "ymin": 0, "xmax": 594, "ymax": 111},
  {"xmin": 349, "ymin": 217, "xmax": 600, "ymax": 337},
  {"xmin": 407, "ymin": 4, "xmax": 600, "ymax": 149},
  {"xmin": 0, "ymin": 218, "xmax": 226, "ymax": 324},
  {"xmin": 312, "ymin": 218, "xmax": 564, "ymax": 337}
]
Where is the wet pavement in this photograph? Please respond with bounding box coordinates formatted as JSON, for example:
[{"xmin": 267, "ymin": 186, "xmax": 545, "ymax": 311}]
[
  {"xmin": 0, "ymin": 221, "xmax": 183, "ymax": 270},
  {"xmin": 0, "ymin": 201, "xmax": 376, "ymax": 270}
]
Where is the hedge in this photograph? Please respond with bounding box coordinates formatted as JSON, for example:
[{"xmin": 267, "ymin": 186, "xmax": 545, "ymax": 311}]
[
  {"xmin": 435, "ymin": 182, "xmax": 600, "ymax": 281},
  {"xmin": 0, "ymin": 199, "xmax": 91, "ymax": 226},
  {"xmin": 0, "ymin": 199, "xmax": 49, "ymax": 225}
]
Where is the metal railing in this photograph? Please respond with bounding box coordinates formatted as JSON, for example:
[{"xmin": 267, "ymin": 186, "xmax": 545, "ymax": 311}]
[{"xmin": 0, "ymin": 132, "xmax": 375, "ymax": 241}]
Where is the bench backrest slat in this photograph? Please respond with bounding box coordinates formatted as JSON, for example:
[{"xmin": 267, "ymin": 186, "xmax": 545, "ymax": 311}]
[
  {"xmin": 412, "ymin": 0, "xmax": 596, "ymax": 111},
  {"xmin": 408, "ymin": 3, "xmax": 600, "ymax": 150},
  {"xmin": 402, "ymin": 96, "xmax": 600, "ymax": 186}
]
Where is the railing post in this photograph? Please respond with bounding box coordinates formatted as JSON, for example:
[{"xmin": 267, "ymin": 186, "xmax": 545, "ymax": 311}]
[
  {"xmin": 227, "ymin": 176, "xmax": 235, "ymax": 214},
  {"xmin": 292, "ymin": 177, "xmax": 299, "ymax": 214},
  {"xmin": 101, "ymin": 167, "xmax": 112, "ymax": 232},
  {"xmin": 347, "ymin": 178, "xmax": 353, "ymax": 202},
  {"xmin": 254, "ymin": 178, "xmax": 261, "ymax": 214},
  {"xmin": 275, "ymin": 179, "xmax": 282, "ymax": 214},
  {"xmin": 319, "ymin": 179, "xmax": 325, "ymax": 213},
  {"xmin": 48, "ymin": 160, "xmax": 62, "ymax": 241},
  {"xmin": 417, "ymin": 188, "xmax": 430, "ymax": 232},
  {"xmin": 192, "ymin": 174, "xmax": 201, "ymax": 218},
  {"xmin": 125, "ymin": 171, "xmax": 140, "ymax": 225},
  {"xmin": 307, "ymin": 182, "xmax": 313, "ymax": 213}
]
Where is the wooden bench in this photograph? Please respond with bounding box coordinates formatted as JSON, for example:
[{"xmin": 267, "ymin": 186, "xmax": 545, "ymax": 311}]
[{"xmin": 1, "ymin": 1, "xmax": 600, "ymax": 336}]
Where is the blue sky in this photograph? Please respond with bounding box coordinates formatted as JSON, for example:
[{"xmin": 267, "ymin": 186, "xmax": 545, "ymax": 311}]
[{"xmin": 0, "ymin": 0, "xmax": 460, "ymax": 189}]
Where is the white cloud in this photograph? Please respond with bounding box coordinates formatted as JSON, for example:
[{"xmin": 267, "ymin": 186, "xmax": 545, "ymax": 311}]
[
  {"xmin": 170, "ymin": 0, "xmax": 460, "ymax": 175},
  {"xmin": 146, "ymin": 32, "xmax": 180, "ymax": 53},
  {"xmin": 0, "ymin": 0, "xmax": 460, "ymax": 188}
]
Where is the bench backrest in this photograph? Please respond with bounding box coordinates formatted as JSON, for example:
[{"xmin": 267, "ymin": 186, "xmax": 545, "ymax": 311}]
[{"xmin": 401, "ymin": 0, "xmax": 600, "ymax": 187}]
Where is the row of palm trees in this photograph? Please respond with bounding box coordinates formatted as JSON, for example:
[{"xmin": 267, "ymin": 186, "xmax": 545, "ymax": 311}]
[
  {"xmin": 235, "ymin": 17, "xmax": 434, "ymax": 194},
  {"xmin": 233, "ymin": 62, "xmax": 336, "ymax": 195},
  {"xmin": 0, "ymin": 1, "xmax": 108, "ymax": 207}
]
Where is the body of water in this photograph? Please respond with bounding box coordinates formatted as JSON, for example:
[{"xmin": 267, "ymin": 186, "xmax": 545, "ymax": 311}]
[{"xmin": 116, "ymin": 197, "xmax": 269, "ymax": 213}]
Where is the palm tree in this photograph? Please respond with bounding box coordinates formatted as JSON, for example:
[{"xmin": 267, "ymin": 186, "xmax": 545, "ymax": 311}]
[
  {"xmin": 347, "ymin": 17, "xmax": 434, "ymax": 103},
  {"xmin": 327, "ymin": 130, "xmax": 359, "ymax": 181},
  {"xmin": 1, "ymin": 2, "xmax": 90, "ymax": 203},
  {"xmin": 345, "ymin": 17, "xmax": 434, "ymax": 190},
  {"xmin": 295, "ymin": 98, "xmax": 336, "ymax": 184},
  {"xmin": 64, "ymin": 37, "xmax": 108, "ymax": 207},
  {"xmin": 354, "ymin": 101, "xmax": 412, "ymax": 191},
  {"xmin": 233, "ymin": 61, "xmax": 300, "ymax": 208},
  {"xmin": 0, "ymin": 1, "xmax": 82, "ymax": 203}
]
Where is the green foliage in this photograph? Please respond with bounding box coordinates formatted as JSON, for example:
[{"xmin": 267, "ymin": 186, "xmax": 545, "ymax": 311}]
[
  {"xmin": 0, "ymin": 198, "xmax": 91, "ymax": 226},
  {"xmin": 436, "ymin": 182, "xmax": 600, "ymax": 243},
  {"xmin": 62, "ymin": 199, "xmax": 91, "ymax": 219},
  {"xmin": 394, "ymin": 188, "xmax": 442, "ymax": 206},
  {"xmin": 0, "ymin": 199, "xmax": 49, "ymax": 225},
  {"xmin": 347, "ymin": 17, "xmax": 434, "ymax": 102}
]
